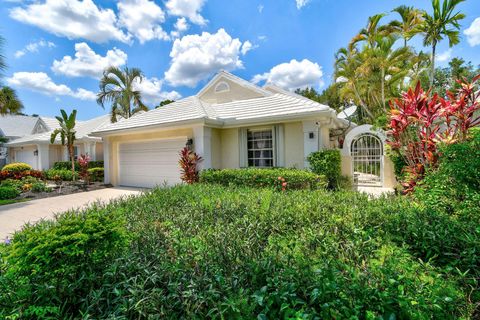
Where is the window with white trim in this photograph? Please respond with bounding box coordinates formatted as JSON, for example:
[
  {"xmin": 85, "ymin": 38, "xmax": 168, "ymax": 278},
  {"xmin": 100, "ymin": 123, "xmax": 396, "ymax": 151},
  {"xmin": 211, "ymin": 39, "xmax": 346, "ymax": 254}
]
[{"xmin": 247, "ymin": 128, "xmax": 274, "ymax": 167}]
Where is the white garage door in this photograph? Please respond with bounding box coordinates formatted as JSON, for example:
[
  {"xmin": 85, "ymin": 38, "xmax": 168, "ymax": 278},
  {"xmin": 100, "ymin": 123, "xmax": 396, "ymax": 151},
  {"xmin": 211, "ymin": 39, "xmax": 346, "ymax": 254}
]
[
  {"xmin": 118, "ymin": 138, "xmax": 185, "ymax": 188},
  {"xmin": 15, "ymin": 147, "xmax": 38, "ymax": 170}
]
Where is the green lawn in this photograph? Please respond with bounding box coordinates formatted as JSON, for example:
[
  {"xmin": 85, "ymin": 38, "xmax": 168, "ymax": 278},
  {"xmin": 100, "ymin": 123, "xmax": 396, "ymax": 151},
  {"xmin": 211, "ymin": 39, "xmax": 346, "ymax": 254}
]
[
  {"xmin": 0, "ymin": 198, "xmax": 29, "ymax": 206},
  {"xmin": 0, "ymin": 184, "xmax": 478, "ymax": 319}
]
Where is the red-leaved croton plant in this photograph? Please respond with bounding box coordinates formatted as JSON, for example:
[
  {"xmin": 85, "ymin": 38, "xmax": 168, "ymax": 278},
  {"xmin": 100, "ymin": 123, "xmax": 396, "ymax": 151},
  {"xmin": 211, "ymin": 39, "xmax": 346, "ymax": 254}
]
[
  {"xmin": 179, "ymin": 147, "xmax": 203, "ymax": 184},
  {"xmin": 388, "ymin": 75, "xmax": 480, "ymax": 193}
]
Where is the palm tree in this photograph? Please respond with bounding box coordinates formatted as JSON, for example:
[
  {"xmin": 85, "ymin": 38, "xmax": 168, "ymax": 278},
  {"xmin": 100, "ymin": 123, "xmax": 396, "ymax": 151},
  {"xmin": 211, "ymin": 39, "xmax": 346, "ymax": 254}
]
[
  {"xmin": 420, "ymin": 0, "xmax": 466, "ymax": 87},
  {"xmin": 97, "ymin": 66, "xmax": 148, "ymax": 123},
  {"xmin": 0, "ymin": 34, "xmax": 6, "ymax": 79},
  {"xmin": 51, "ymin": 109, "xmax": 77, "ymax": 180},
  {"xmin": 363, "ymin": 35, "xmax": 412, "ymax": 111},
  {"xmin": 0, "ymin": 86, "xmax": 23, "ymax": 114},
  {"xmin": 390, "ymin": 5, "xmax": 425, "ymax": 47},
  {"xmin": 349, "ymin": 14, "xmax": 392, "ymax": 50}
]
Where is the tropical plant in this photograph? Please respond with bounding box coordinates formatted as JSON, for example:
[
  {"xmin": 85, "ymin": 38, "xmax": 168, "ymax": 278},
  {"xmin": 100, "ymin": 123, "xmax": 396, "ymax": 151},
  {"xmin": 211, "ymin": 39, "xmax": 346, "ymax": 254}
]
[
  {"xmin": 387, "ymin": 76, "xmax": 479, "ymax": 192},
  {"xmin": 420, "ymin": 0, "xmax": 466, "ymax": 86},
  {"xmin": 155, "ymin": 99, "xmax": 175, "ymax": 108},
  {"xmin": 0, "ymin": 34, "xmax": 5, "ymax": 79},
  {"xmin": 0, "ymin": 86, "xmax": 23, "ymax": 115},
  {"xmin": 349, "ymin": 14, "xmax": 391, "ymax": 50},
  {"xmin": 389, "ymin": 5, "xmax": 425, "ymax": 47},
  {"xmin": 179, "ymin": 147, "xmax": 202, "ymax": 184},
  {"xmin": 78, "ymin": 154, "xmax": 91, "ymax": 185},
  {"xmin": 97, "ymin": 66, "xmax": 148, "ymax": 123},
  {"xmin": 50, "ymin": 110, "xmax": 77, "ymax": 181}
]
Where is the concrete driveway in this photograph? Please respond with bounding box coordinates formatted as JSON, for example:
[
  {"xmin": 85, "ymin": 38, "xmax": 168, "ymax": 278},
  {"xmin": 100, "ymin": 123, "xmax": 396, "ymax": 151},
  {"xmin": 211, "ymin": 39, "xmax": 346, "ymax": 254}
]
[{"xmin": 0, "ymin": 187, "xmax": 142, "ymax": 240}]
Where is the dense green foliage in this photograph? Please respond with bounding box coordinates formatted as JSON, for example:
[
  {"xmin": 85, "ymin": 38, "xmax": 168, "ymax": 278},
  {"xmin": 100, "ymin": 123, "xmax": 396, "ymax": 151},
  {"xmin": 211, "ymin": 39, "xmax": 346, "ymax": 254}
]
[
  {"xmin": 87, "ymin": 167, "xmax": 104, "ymax": 182},
  {"xmin": 52, "ymin": 160, "xmax": 104, "ymax": 171},
  {"xmin": 0, "ymin": 186, "xmax": 19, "ymax": 200},
  {"xmin": 200, "ymin": 168, "xmax": 327, "ymax": 190},
  {"xmin": 0, "ymin": 183, "xmax": 478, "ymax": 318},
  {"xmin": 44, "ymin": 169, "xmax": 78, "ymax": 181},
  {"xmin": 1, "ymin": 162, "xmax": 32, "ymax": 173},
  {"xmin": 307, "ymin": 150, "xmax": 342, "ymax": 189},
  {"xmin": 414, "ymin": 128, "xmax": 480, "ymax": 212}
]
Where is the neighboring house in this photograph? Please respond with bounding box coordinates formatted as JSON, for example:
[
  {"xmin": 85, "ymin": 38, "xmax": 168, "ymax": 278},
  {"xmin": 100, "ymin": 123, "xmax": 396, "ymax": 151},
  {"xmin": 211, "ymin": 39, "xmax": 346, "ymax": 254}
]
[
  {"xmin": 6, "ymin": 115, "xmax": 110, "ymax": 170},
  {"xmin": 92, "ymin": 71, "xmax": 351, "ymax": 188},
  {"xmin": 0, "ymin": 115, "xmax": 39, "ymax": 167}
]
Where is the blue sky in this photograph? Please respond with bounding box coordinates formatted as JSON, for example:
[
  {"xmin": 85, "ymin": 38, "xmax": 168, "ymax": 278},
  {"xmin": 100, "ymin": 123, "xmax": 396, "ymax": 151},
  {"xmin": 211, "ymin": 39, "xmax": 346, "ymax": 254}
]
[{"xmin": 1, "ymin": 0, "xmax": 479, "ymax": 120}]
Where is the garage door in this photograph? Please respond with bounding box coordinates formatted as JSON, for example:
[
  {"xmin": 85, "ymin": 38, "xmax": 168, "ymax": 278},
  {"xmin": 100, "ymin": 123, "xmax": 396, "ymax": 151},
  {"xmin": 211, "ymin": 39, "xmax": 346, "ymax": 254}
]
[
  {"xmin": 118, "ymin": 138, "xmax": 186, "ymax": 188},
  {"xmin": 15, "ymin": 147, "xmax": 38, "ymax": 170}
]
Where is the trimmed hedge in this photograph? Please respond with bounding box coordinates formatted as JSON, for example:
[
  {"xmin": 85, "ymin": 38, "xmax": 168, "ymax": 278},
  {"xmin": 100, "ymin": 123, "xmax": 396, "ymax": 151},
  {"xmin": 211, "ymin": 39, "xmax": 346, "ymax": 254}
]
[
  {"xmin": 1, "ymin": 162, "xmax": 32, "ymax": 173},
  {"xmin": 307, "ymin": 150, "xmax": 342, "ymax": 189},
  {"xmin": 53, "ymin": 161, "xmax": 104, "ymax": 171},
  {"xmin": 44, "ymin": 169, "xmax": 78, "ymax": 181},
  {"xmin": 0, "ymin": 186, "xmax": 20, "ymax": 200},
  {"xmin": 199, "ymin": 168, "xmax": 327, "ymax": 190},
  {"xmin": 87, "ymin": 167, "xmax": 104, "ymax": 182}
]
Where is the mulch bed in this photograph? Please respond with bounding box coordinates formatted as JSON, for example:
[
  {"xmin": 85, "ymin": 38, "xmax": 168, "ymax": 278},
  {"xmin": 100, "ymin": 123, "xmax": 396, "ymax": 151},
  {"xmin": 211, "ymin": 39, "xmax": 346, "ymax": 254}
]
[{"xmin": 18, "ymin": 181, "xmax": 112, "ymax": 201}]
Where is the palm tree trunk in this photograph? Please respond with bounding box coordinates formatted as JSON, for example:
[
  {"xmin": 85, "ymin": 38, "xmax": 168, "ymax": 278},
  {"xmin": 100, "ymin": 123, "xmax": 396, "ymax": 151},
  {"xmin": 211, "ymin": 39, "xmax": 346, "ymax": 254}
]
[
  {"xmin": 69, "ymin": 144, "xmax": 76, "ymax": 181},
  {"xmin": 381, "ymin": 68, "xmax": 386, "ymax": 112},
  {"xmin": 352, "ymin": 83, "xmax": 375, "ymax": 120},
  {"xmin": 430, "ymin": 43, "xmax": 436, "ymax": 88}
]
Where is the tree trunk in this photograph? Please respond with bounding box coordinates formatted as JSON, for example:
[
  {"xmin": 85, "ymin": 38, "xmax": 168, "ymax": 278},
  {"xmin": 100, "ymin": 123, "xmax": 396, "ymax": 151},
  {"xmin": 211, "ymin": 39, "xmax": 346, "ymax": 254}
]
[
  {"xmin": 69, "ymin": 144, "xmax": 76, "ymax": 181},
  {"xmin": 352, "ymin": 83, "xmax": 375, "ymax": 120},
  {"xmin": 381, "ymin": 68, "xmax": 386, "ymax": 112},
  {"xmin": 430, "ymin": 43, "xmax": 436, "ymax": 88}
]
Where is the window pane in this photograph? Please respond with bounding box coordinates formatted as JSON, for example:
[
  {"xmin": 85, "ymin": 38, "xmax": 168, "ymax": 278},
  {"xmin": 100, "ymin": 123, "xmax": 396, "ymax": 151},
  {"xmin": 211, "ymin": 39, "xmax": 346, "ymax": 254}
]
[{"xmin": 247, "ymin": 129, "xmax": 274, "ymax": 168}]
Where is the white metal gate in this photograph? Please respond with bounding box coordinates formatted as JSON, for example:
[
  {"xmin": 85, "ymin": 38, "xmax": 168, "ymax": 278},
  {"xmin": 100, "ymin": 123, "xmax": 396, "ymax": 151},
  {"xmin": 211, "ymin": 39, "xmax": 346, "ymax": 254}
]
[{"xmin": 351, "ymin": 134, "xmax": 383, "ymax": 187}]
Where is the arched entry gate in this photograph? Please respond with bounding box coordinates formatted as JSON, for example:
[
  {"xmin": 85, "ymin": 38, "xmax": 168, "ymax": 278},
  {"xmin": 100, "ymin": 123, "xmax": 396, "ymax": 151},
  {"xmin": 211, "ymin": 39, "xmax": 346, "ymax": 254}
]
[
  {"xmin": 351, "ymin": 134, "xmax": 383, "ymax": 186},
  {"xmin": 342, "ymin": 125, "xmax": 387, "ymax": 188}
]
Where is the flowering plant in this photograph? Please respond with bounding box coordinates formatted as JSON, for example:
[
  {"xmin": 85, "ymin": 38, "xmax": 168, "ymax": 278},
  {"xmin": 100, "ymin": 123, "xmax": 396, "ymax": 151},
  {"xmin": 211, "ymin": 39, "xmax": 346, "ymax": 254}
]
[
  {"xmin": 388, "ymin": 76, "xmax": 480, "ymax": 193},
  {"xmin": 78, "ymin": 154, "xmax": 91, "ymax": 185},
  {"xmin": 179, "ymin": 147, "xmax": 203, "ymax": 184}
]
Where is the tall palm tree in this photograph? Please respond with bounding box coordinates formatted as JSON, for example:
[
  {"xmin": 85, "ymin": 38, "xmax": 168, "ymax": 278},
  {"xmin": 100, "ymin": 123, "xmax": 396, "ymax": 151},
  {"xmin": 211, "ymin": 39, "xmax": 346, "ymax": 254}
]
[
  {"xmin": 349, "ymin": 14, "xmax": 392, "ymax": 50},
  {"xmin": 420, "ymin": 0, "xmax": 466, "ymax": 87},
  {"xmin": 97, "ymin": 66, "xmax": 148, "ymax": 123},
  {"xmin": 0, "ymin": 34, "xmax": 6, "ymax": 79},
  {"xmin": 0, "ymin": 86, "xmax": 23, "ymax": 114},
  {"xmin": 390, "ymin": 5, "xmax": 425, "ymax": 47},
  {"xmin": 51, "ymin": 109, "xmax": 77, "ymax": 180},
  {"xmin": 334, "ymin": 47, "xmax": 375, "ymax": 120},
  {"xmin": 364, "ymin": 35, "xmax": 412, "ymax": 111}
]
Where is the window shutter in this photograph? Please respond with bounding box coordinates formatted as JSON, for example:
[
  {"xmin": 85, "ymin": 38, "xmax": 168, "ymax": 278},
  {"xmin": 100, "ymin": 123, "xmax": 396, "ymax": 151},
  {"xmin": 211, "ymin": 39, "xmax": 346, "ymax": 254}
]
[
  {"xmin": 239, "ymin": 128, "xmax": 248, "ymax": 167},
  {"xmin": 274, "ymin": 124, "xmax": 285, "ymax": 167}
]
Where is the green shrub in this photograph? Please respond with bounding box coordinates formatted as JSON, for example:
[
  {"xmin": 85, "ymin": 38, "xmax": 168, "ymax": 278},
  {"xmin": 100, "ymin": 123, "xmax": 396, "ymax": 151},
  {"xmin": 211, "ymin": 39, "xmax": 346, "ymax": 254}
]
[
  {"xmin": 31, "ymin": 181, "xmax": 50, "ymax": 193},
  {"xmin": 307, "ymin": 149, "xmax": 342, "ymax": 189},
  {"xmin": 1, "ymin": 204, "xmax": 130, "ymax": 317},
  {"xmin": 414, "ymin": 128, "xmax": 480, "ymax": 213},
  {"xmin": 199, "ymin": 168, "xmax": 327, "ymax": 190},
  {"xmin": 1, "ymin": 162, "xmax": 32, "ymax": 173},
  {"xmin": 53, "ymin": 160, "xmax": 104, "ymax": 171},
  {"xmin": 44, "ymin": 169, "xmax": 78, "ymax": 181},
  {"xmin": 87, "ymin": 167, "xmax": 104, "ymax": 182},
  {"xmin": 0, "ymin": 186, "xmax": 20, "ymax": 200},
  {"xmin": 1, "ymin": 178, "xmax": 23, "ymax": 191}
]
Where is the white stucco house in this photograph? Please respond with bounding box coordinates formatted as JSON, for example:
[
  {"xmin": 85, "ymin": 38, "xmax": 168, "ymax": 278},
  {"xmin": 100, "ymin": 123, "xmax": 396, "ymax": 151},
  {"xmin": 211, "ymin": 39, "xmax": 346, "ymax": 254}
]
[
  {"xmin": 5, "ymin": 115, "xmax": 109, "ymax": 170},
  {"xmin": 92, "ymin": 71, "xmax": 358, "ymax": 188}
]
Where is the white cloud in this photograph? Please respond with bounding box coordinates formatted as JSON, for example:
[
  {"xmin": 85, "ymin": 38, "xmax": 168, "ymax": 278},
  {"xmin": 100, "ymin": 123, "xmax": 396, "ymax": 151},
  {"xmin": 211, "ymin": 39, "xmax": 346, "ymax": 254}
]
[
  {"xmin": 436, "ymin": 48, "xmax": 452, "ymax": 63},
  {"xmin": 165, "ymin": 0, "xmax": 207, "ymax": 26},
  {"xmin": 117, "ymin": 0, "xmax": 169, "ymax": 43},
  {"xmin": 241, "ymin": 41, "xmax": 255, "ymax": 55},
  {"xmin": 133, "ymin": 77, "xmax": 182, "ymax": 105},
  {"xmin": 170, "ymin": 17, "xmax": 189, "ymax": 38},
  {"xmin": 296, "ymin": 0, "xmax": 311, "ymax": 9},
  {"xmin": 15, "ymin": 40, "xmax": 55, "ymax": 58},
  {"xmin": 258, "ymin": 4, "xmax": 264, "ymax": 13},
  {"xmin": 52, "ymin": 43, "xmax": 127, "ymax": 79},
  {"xmin": 464, "ymin": 17, "xmax": 480, "ymax": 47},
  {"xmin": 7, "ymin": 72, "xmax": 96, "ymax": 100},
  {"xmin": 9, "ymin": 0, "xmax": 131, "ymax": 43},
  {"xmin": 165, "ymin": 28, "xmax": 248, "ymax": 87},
  {"xmin": 252, "ymin": 59, "xmax": 324, "ymax": 90}
]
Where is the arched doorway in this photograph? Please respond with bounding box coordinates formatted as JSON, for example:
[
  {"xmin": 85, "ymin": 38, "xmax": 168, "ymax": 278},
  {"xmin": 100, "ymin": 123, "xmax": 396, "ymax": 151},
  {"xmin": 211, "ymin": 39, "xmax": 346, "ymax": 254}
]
[{"xmin": 351, "ymin": 133, "xmax": 383, "ymax": 186}]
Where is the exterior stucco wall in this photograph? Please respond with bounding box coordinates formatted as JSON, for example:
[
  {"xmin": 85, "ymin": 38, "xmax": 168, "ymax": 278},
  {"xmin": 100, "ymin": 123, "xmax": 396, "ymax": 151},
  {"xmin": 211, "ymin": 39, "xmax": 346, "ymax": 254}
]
[
  {"xmin": 106, "ymin": 128, "xmax": 193, "ymax": 186},
  {"xmin": 284, "ymin": 122, "xmax": 304, "ymax": 169},
  {"xmin": 48, "ymin": 145, "xmax": 63, "ymax": 168},
  {"xmin": 199, "ymin": 78, "xmax": 264, "ymax": 104},
  {"xmin": 383, "ymin": 156, "xmax": 397, "ymax": 188},
  {"xmin": 95, "ymin": 142, "xmax": 104, "ymax": 161},
  {"xmin": 219, "ymin": 128, "xmax": 239, "ymax": 169},
  {"xmin": 210, "ymin": 128, "xmax": 221, "ymax": 169}
]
